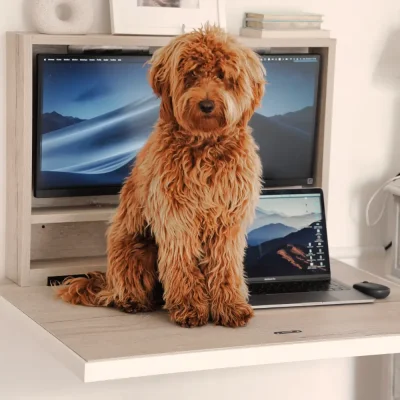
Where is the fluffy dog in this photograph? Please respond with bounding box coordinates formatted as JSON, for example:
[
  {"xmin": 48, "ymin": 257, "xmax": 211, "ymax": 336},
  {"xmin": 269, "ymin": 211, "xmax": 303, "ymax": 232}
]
[{"xmin": 58, "ymin": 26, "xmax": 266, "ymax": 328}]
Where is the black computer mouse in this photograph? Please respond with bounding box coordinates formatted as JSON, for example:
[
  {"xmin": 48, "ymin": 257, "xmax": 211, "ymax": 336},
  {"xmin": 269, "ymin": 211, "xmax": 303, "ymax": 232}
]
[{"xmin": 353, "ymin": 281, "xmax": 390, "ymax": 299}]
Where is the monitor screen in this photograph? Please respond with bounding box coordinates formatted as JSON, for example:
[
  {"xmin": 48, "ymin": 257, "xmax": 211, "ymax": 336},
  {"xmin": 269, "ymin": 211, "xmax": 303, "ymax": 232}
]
[
  {"xmin": 251, "ymin": 55, "xmax": 321, "ymax": 187},
  {"xmin": 34, "ymin": 53, "xmax": 321, "ymax": 198},
  {"xmin": 34, "ymin": 54, "xmax": 159, "ymax": 197},
  {"xmin": 244, "ymin": 189, "xmax": 330, "ymax": 283}
]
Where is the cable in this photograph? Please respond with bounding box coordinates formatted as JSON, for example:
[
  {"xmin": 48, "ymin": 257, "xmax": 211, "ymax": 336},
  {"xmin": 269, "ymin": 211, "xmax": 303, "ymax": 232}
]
[
  {"xmin": 365, "ymin": 174, "xmax": 400, "ymax": 227},
  {"xmin": 384, "ymin": 242, "xmax": 392, "ymax": 251}
]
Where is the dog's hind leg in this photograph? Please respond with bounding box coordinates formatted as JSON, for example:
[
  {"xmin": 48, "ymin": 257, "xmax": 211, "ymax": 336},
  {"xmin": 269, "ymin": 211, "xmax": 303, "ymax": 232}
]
[
  {"xmin": 58, "ymin": 219, "xmax": 158, "ymax": 312},
  {"xmin": 58, "ymin": 177, "xmax": 158, "ymax": 312},
  {"xmin": 100, "ymin": 218, "xmax": 158, "ymax": 313}
]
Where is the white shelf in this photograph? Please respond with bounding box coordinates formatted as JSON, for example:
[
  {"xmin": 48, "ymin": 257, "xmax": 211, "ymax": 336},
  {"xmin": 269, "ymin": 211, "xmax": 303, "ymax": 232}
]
[
  {"xmin": 15, "ymin": 32, "xmax": 336, "ymax": 48},
  {"xmin": 31, "ymin": 206, "xmax": 116, "ymax": 224},
  {"xmin": 5, "ymin": 32, "xmax": 336, "ymax": 286},
  {"xmin": 1, "ymin": 260, "xmax": 400, "ymax": 383},
  {"xmin": 30, "ymin": 256, "xmax": 107, "ymax": 286},
  {"xmin": 6, "ymin": 31, "xmax": 336, "ymax": 287}
]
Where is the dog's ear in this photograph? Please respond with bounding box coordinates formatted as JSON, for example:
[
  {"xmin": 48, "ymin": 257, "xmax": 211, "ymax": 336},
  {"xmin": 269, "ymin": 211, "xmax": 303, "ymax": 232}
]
[
  {"xmin": 148, "ymin": 46, "xmax": 168, "ymax": 97},
  {"xmin": 148, "ymin": 39, "xmax": 185, "ymax": 122},
  {"xmin": 240, "ymin": 47, "xmax": 266, "ymax": 124}
]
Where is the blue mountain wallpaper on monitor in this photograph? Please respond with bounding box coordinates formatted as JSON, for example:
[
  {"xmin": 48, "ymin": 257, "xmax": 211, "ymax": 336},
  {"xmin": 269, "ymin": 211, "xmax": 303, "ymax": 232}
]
[
  {"xmin": 37, "ymin": 56, "xmax": 160, "ymax": 190},
  {"xmin": 37, "ymin": 55, "xmax": 320, "ymax": 192}
]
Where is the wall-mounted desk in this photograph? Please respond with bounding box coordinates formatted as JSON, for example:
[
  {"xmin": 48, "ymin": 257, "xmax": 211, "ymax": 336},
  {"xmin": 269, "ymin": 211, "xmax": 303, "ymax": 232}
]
[{"xmin": 1, "ymin": 259, "xmax": 400, "ymax": 383}]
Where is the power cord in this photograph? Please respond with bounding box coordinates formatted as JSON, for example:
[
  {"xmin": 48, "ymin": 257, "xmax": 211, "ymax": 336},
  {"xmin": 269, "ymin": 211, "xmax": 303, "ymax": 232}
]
[
  {"xmin": 384, "ymin": 242, "xmax": 392, "ymax": 251},
  {"xmin": 366, "ymin": 173, "xmax": 400, "ymax": 251}
]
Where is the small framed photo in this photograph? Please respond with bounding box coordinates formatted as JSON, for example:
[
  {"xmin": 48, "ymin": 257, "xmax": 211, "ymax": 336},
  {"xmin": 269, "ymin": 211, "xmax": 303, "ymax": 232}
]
[{"xmin": 110, "ymin": 0, "xmax": 226, "ymax": 36}]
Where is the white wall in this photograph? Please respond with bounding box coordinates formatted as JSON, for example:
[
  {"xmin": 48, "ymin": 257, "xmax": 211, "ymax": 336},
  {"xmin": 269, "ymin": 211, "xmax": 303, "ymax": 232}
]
[
  {"xmin": 228, "ymin": 1, "xmax": 400, "ymax": 253},
  {"xmin": 0, "ymin": 1, "xmax": 398, "ymax": 398}
]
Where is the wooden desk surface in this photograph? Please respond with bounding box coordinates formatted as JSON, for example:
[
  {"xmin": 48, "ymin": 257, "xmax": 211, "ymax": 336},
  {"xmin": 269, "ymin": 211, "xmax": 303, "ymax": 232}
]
[{"xmin": 1, "ymin": 259, "xmax": 400, "ymax": 383}]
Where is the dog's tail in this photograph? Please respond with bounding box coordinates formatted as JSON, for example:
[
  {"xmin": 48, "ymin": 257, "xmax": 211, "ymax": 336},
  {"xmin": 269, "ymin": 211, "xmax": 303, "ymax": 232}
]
[{"xmin": 57, "ymin": 272, "xmax": 110, "ymax": 307}]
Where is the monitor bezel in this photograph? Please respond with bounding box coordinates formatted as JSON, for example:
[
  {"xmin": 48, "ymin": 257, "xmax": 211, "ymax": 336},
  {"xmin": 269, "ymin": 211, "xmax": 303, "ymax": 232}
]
[
  {"xmin": 33, "ymin": 53, "xmax": 153, "ymax": 198},
  {"xmin": 246, "ymin": 187, "xmax": 331, "ymax": 283}
]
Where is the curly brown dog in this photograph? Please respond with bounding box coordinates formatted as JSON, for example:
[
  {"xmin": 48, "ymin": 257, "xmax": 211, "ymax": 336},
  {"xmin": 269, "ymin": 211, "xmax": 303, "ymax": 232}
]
[{"xmin": 58, "ymin": 26, "xmax": 266, "ymax": 328}]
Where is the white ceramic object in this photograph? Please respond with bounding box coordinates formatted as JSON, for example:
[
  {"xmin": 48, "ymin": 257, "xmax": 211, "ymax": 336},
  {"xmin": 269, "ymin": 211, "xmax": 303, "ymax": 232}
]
[{"xmin": 32, "ymin": 0, "xmax": 94, "ymax": 35}]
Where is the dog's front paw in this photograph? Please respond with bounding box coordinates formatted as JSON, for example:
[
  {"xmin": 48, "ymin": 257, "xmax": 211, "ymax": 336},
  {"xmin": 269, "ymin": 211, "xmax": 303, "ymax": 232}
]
[
  {"xmin": 169, "ymin": 302, "xmax": 209, "ymax": 328},
  {"xmin": 212, "ymin": 302, "xmax": 254, "ymax": 328}
]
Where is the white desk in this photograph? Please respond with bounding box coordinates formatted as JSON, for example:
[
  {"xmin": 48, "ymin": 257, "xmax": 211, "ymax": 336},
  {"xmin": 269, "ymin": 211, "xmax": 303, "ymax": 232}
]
[{"xmin": 1, "ymin": 259, "xmax": 400, "ymax": 383}]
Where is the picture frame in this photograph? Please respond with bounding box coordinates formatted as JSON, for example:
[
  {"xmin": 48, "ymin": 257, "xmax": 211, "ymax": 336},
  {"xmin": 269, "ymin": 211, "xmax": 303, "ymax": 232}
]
[{"xmin": 109, "ymin": 0, "xmax": 227, "ymax": 36}]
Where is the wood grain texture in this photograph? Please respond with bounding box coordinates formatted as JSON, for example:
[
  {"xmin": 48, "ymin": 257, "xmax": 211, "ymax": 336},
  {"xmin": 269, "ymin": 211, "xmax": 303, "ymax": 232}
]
[
  {"xmin": 11, "ymin": 34, "xmax": 34, "ymax": 286},
  {"xmin": 31, "ymin": 222, "xmax": 107, "ymax": 260},
  {"xmin": 31, "ymin": 206, "xmax": 116, "ymax": 224},
  {"xmin": 23, "ymin": 32, "xmax": 335, "ymax": 49},
  {"xmin": 1, "ymin": 260, "xmax": 400, "ymax": 382},
  {"xmin": 2, "ymin": 260, "xmax": 400, "ymax": 356},
  {"xmin": 47, "ymin": 302, "xmax": 400, "ymax": 361},
  {"xmin": 29, "ymin": 33, "xmax": 174, "ymax": 47},
  {"xmin": 30, "ymin": 256, "xmax": 107, "ymax": 286},
  {"xmin": 6, "ymin": 33, "xmax": 18, "ymax": 283},
  {"xmin": 31, "ymin": 195, "xmax": 119, "ymax": 208},
  {"xmin": 19, "ymin": 34, "xmax": 34, "ymax": 286},
  {"xmin": 0, "ymin": 283, "xmax": 117, "ymax": 323}
]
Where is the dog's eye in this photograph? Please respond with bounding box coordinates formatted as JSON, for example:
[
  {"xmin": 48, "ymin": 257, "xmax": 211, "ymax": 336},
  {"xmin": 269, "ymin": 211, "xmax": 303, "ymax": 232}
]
[
  {"xmin": 217, "ymin": 71, "xmax": 225, "ymax": 80},
  {"xmin": 190, "ymin": 70, "xmax": 196, "ymax": 77}
]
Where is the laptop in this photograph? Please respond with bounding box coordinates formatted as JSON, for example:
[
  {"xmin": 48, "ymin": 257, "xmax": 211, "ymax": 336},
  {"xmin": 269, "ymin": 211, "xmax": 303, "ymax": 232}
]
[{"xmin": 246, "ymin": 188, "xmax": 375, "ymax": 309}]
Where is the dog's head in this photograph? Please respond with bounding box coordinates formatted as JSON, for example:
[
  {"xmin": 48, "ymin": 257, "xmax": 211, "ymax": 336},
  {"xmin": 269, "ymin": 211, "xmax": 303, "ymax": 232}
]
[{"xmin": 148, "ymin": 25, "xmax": 266, "ymax": 134}]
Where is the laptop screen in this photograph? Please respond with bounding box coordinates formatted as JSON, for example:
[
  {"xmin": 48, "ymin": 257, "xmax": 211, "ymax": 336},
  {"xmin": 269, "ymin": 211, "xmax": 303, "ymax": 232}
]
[{"xmin": 245, "ymin": 189, "xmax": 330, "ymax": 283}]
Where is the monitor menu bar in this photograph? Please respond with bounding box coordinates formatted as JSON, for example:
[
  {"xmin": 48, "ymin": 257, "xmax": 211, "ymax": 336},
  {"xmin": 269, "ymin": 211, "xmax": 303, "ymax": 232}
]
[
  {"xmin": 43, "ymin": 57, "xmax": 124, "ymax": 63},
  {"xmin": 43, "ymin": 55, "xmax": 318, "ymax": 64},
  {"xmin": 41, "ymin": 55, "xmax": 150, "ymax": 64}
]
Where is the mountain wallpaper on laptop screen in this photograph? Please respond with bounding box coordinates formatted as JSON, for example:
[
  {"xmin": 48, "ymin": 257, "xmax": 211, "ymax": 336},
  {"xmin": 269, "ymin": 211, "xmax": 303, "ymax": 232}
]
[
  {"xmin": 244, "ymin": 196, "xmax": 326, "ymax": 278},
  {"xmin": 38, "ymin": 57, "xmax": 319, "ymax": 190}
]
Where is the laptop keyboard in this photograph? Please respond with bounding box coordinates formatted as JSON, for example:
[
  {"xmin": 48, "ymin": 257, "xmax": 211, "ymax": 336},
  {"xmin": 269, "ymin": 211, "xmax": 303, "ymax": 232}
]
[{"xmin": 250, "ymin": 280, "xmax": 350, "ymax": 295}]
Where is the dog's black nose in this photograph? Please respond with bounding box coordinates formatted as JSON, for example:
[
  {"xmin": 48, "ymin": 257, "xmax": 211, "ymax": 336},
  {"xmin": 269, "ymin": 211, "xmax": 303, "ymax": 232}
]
[{"xmin": 199, "ymin": 100, "xmax": 215, "ymax": 114}]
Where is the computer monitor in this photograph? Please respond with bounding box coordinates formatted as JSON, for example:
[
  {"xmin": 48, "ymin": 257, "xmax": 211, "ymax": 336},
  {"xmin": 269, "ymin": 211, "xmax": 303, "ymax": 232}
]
[
  {"xmin": 251, "ymin": 55, "xmax": 321, "ymax": 188},
  {"xmin": 33, "ymin": 53, "xmax": 321, "ymax": 198},
  {"xmin": 245, "ymin": 188, "xmax": 330, "ymax": 283}
]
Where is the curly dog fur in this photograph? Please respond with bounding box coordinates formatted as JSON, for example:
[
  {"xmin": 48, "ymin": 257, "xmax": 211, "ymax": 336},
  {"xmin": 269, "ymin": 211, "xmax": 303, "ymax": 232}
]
[{"xmin": 57, "ymin": 25, "xmax": 266, "ymax": 328}]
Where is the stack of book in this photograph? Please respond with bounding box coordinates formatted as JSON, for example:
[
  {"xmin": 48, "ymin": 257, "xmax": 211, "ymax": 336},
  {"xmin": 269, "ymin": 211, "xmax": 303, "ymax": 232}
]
[{"xmin": 241, "ymin": 12, "xmax": 329, "ymax": 38}]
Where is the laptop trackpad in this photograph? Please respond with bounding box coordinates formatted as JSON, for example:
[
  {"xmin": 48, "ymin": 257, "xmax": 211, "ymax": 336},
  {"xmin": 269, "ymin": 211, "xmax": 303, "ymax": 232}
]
[{"xmin": 249, "ymin": 292, "xmax": 338, "ymax": 308}]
